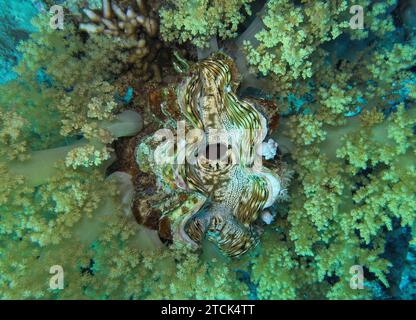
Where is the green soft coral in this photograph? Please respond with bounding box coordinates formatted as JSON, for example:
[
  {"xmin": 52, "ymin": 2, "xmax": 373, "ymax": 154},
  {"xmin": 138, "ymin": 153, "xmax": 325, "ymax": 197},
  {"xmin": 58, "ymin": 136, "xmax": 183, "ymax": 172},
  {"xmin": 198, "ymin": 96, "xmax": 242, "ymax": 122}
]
[
  {"xmin": 0, "ymin": 11, "xmax": 144, "ymax": 298},
  {"xmin": 261, "ymin": 1, "xmax": 416, "ymax": 299},
  {"xmin": 336, "ymin": 106, "xmax": 416, "ymax": 243},
  {"xmin": 1, "ymin": 0, "xmax": 416, "ymax": 300},
  {"xmin": 0, "ymin": 8, "xmax": 249, "ymax": 300},
  {"xmin": 243, "ymin": 0, "xmax": 349, "ymax": 92},
  {"xmin": 282, "ymin": 86, "xmax": 413, "ymax": 298},
  {"xmin": 160, "ymin": 0, "xmax": 253, "ymax": 47}
]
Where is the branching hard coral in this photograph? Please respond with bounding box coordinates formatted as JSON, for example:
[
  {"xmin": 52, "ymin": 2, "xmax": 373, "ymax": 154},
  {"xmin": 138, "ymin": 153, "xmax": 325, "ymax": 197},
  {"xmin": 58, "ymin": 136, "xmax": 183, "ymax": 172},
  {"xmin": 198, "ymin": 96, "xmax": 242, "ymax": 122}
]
[
  {"xmin": 78, "ymin": 0, "xmax": 163, "ymax": 81},
  {"xmin": 80, "ymin": 0, "xmax": 158, "ymax": 37},
  {"xmin": 160, "ymin": 0, "xmax": 254, "ymax": 48}
]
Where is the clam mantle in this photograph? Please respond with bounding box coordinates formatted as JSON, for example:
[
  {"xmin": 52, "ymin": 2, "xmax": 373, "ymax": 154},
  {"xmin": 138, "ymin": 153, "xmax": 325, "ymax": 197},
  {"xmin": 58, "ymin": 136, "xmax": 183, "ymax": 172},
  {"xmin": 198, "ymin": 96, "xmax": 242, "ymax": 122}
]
[{"xmin": 135, "ymin": 53, "xmax": 291, "ymax": 257}]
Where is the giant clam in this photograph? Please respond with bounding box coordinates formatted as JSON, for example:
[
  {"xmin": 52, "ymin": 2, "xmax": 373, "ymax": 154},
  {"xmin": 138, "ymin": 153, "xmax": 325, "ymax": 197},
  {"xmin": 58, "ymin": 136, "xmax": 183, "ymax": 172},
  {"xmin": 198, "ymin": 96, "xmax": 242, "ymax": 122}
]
[{"xmin": 135, "ymin": 53, "xmax": 290, "ymax": 257}]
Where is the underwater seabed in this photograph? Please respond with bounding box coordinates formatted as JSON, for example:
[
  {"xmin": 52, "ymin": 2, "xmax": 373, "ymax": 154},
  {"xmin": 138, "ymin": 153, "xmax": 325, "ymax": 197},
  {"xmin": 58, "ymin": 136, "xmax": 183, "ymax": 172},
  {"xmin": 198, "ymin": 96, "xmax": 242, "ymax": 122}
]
[{"xmin": 0, "ymin": 0, "xmax": 415, "ymax": 300}]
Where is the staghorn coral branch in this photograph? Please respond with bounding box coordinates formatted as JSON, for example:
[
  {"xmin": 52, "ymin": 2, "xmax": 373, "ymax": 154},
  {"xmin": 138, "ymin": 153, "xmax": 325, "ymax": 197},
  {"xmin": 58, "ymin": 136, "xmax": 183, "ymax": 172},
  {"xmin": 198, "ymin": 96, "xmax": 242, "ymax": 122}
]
[
  {"xmin": 79, "ymin": 0, "xmax": 161, "ymax": 81},
  {"xmin": 102, "ymin": 0, "xmax": 112, "ymax": 19},
  {"xmin": 79, "ymin": 0, "xmax": 158, "ymax": 39},
  {"xmin": 111, "ymin": 2, "xmax": 127, "ymax": 21},
  {"xmin": 83, "ymin": 8, "xmax": 101, "ymax": 23},
  {"xmin": 136, "ymin": 0, "xmax": 148, "ymax": 16}
]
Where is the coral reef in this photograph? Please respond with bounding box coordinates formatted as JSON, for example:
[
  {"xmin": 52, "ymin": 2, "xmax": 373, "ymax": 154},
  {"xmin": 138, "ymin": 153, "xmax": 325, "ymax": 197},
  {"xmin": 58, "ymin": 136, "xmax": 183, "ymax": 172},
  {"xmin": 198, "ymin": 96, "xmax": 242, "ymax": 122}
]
[
  {"xmin": 78, "ymin": 0, "xmax": 163, "ymax": 81},
  {"xmin": 241, "ymin": 0, "xmax": 351, "ymax": 94},
  {"xmin": 0, "ymin": 0, "xmax": 415, "ymax": 300},
  {"xmin": 160, "ymin": 0, "xmax": 254, "ymax": 48},
  {"xmin": 0, "ymin": 0, "xmax": 38, "ymax": 83},
  {"xmin": 399, "ymin": 244, "xmax": 416, "ymax": 299}
]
